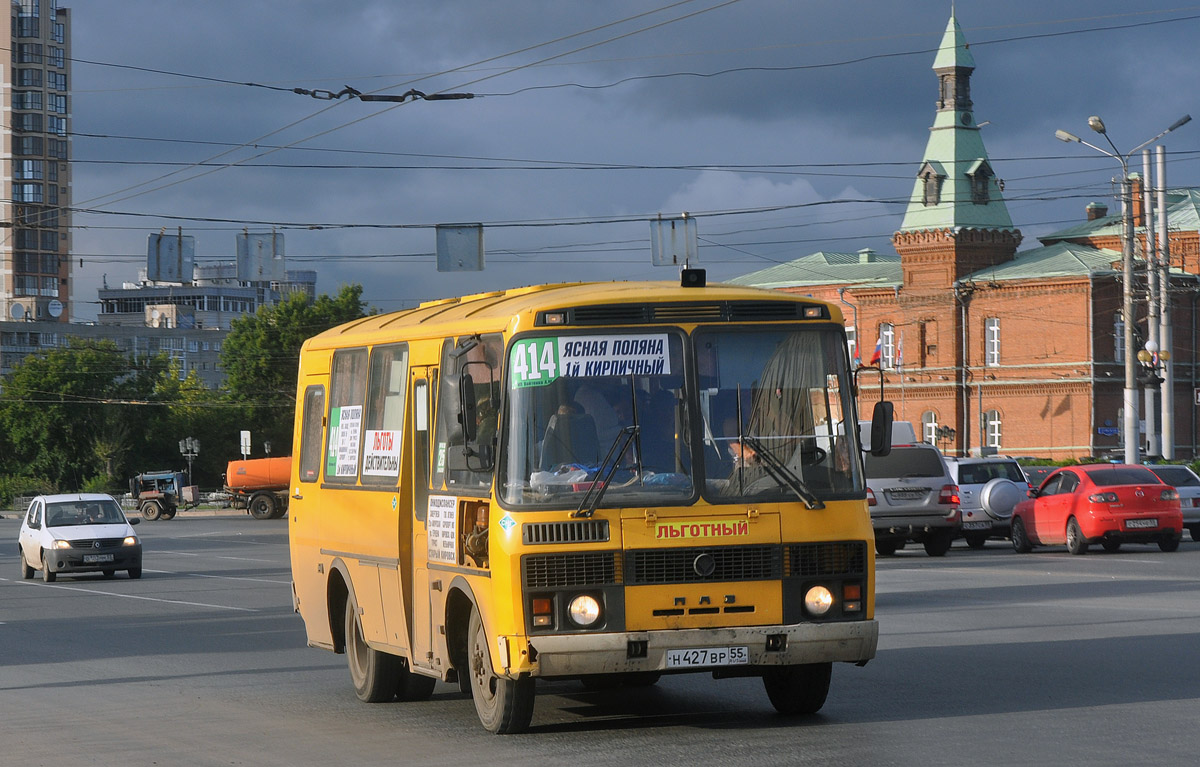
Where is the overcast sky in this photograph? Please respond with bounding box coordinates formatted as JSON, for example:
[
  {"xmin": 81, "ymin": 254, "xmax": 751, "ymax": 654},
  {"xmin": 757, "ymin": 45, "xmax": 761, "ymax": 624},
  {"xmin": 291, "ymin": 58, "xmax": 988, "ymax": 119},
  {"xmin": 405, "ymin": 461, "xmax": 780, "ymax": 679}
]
[{"xmin": 66, "ymin": 1, "xmax": 1200, "ymax": 321}]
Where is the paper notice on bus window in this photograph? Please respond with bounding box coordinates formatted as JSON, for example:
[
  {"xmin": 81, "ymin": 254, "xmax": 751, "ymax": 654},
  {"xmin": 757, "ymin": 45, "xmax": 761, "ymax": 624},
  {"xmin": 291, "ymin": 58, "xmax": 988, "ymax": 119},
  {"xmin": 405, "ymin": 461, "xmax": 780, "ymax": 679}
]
[
  {"xmin": 362, "ymin": 430, "xmax": 401, "ymax": 477},
  {"xmin": 510, "ymin": 334, "xmax": 670, "ymax": 388},
  {"xmin": 427, "ymin": 495, "xmax": 458, "ymax": 563},
  {"xmin": 326, "ymin": 405, "xmax": 363, "ymax": 477}
]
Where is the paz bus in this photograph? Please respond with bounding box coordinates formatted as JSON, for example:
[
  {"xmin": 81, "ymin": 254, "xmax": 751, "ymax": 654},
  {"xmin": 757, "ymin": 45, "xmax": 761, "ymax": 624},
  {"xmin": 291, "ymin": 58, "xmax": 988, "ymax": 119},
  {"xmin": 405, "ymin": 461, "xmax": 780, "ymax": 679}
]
[{"xmin": 288, "ymin": 272, "xmax": 891, "ymax": 733}]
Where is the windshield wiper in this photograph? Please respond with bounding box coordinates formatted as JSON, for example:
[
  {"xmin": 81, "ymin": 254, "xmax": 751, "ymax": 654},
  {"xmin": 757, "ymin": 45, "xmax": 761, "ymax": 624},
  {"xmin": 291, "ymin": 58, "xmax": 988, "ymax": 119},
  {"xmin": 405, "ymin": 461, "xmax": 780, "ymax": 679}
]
[
  {"xmin": 741, "ymin": 435, "xmax": 825, "ymax": 510},
  {"xmin": 572, "ymin": 425, "xmax": 639, "ymax": 518}
]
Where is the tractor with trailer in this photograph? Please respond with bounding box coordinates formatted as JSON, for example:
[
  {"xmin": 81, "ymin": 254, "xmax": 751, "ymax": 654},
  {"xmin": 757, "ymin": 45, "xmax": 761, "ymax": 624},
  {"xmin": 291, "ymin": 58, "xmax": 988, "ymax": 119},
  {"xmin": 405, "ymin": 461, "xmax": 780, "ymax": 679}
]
[
  {"xmin": 130, "ymin": 470, "xmax": 199, "ymax": 521},
  {"xmin": 224, "ymin": 456, "xmax": 291, "ymax": 520}
]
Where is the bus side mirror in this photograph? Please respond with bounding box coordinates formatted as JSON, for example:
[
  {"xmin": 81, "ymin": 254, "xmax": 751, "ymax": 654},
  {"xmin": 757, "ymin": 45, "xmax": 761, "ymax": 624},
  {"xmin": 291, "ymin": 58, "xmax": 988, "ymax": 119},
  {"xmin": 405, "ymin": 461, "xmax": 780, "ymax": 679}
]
[
  {"xmin": 459, "ymin": 370, "xmax": 479, "ymax": 444},
  {"xmin": 870, "ymin": 401, "xmax": 893, "ymax": 457}
]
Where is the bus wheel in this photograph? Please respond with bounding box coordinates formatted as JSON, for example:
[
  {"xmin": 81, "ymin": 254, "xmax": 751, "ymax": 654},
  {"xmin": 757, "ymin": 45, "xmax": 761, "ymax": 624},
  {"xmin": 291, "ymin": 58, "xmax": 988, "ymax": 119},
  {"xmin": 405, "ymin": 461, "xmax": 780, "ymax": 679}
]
[
  {"xmin": 874, "ymin": 539, "xmax": 900, "ymax": 556},
  {"xmin": 249, "ymin": 493, "xmax": 276, "ymax": 520},
  {"xmin": 763, "ymin": 662, "xmax": 832, "ymax": 715},
  {"xmin": 344, "ymin": 598, "xmax": 399, "ymax": 702},
  {"xmin": 395, "ymin": 658, "xmax": 437, "ymax": 701},
  {"xmin": 141, "ymin": 501, "xmax": 161, "ymax": 521},
  {"xmin": 468, "ymin": 605, "xmax": 534, "ymax": 733}
]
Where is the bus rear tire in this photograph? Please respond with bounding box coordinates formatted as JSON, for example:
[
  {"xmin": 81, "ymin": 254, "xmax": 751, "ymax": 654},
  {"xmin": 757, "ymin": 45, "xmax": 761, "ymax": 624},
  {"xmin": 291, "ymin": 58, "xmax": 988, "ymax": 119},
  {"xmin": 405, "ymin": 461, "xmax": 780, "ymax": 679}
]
[
  {"xmin": 396, "ymin": 660, "xmax": 437, "ymax": 701},
  {"xmin": 468, "ymin": 605, "xmax": 534, "ymax": 733},
  {"xmin": 763, "ymin": 662, "xmax": 832, "ymax": 715},
  {"xmin": 345, "ymin": 598, "xmax": 399, "ymax": 703}
]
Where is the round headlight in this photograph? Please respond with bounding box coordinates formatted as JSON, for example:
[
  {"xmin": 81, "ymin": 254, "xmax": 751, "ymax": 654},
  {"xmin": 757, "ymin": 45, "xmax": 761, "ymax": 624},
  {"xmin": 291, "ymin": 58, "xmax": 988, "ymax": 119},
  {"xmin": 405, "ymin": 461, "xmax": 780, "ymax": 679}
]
[
  {"xmin": 567, "ymin": 594, "xmax": 601, "ymax": 627},
  {"xmin": 804, "ymin": 586, "xmax": 834, "ymax": 616}
]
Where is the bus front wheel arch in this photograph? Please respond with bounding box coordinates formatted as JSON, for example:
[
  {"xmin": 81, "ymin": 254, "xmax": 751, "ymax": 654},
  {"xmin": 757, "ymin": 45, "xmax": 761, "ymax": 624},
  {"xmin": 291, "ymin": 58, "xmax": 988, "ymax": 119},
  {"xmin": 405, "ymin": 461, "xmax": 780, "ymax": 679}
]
[{"xmin": 467, "ymin": 604, "xmax": 534, "ymax": 733}]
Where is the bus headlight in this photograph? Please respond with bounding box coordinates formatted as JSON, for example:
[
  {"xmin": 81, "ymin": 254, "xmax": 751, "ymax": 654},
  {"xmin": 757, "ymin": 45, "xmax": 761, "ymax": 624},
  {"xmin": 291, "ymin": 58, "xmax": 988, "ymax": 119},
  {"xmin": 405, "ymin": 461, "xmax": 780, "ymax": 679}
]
[
  {"xmin": 567, "ymin": 594, "xmax": 601, "ymax": 627},
  {"xmin": 804, "ymin": 586, "xmax": 834, "ymax": 616}
]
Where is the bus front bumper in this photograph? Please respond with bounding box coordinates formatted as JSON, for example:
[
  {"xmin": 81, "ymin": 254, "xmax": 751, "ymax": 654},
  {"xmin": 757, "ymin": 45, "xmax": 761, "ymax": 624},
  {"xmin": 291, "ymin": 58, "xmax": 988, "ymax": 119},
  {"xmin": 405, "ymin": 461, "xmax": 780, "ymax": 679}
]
[{"xmin": 526, "ymin": 619, "xmax": 878, "ymax": 678}]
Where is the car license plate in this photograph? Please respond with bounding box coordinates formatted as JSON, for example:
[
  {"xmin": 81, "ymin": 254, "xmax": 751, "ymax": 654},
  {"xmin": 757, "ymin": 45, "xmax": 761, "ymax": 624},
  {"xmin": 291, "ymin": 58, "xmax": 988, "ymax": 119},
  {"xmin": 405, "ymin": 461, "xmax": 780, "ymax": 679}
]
[
  {"xmin": 962, "ymin": 521, "xmax": 992, "ymax": 530},
  {"xmin": 665, "ymin": 646, "xmax": 749, "ymax": 669},
  {"xmin": 83, "ymin": 554, "xmax": 114, "ymax": 563},
  {"xmin": 1125, "ymin": 518, "xmax": 1157, "ymax": 529},
  {"xmin": 887, "ymin": 489, "xmax": 926, "ymax": 501}
]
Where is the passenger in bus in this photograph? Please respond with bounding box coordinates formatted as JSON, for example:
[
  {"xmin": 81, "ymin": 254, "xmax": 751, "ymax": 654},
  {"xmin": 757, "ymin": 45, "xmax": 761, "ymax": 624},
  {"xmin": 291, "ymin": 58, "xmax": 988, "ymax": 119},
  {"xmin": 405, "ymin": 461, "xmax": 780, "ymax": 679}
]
[
  {"xmin": 539, "ymin": 401, "xmax": 600, "ymax": 470},
  {"xmin": 573, "ymin": 382, "xmax": 621, "ymax": 448}
]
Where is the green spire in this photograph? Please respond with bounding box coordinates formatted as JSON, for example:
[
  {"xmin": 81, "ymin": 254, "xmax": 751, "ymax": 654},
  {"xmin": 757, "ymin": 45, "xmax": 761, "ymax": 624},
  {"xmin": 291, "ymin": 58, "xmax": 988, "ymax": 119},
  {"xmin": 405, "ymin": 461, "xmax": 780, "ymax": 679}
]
[
  {"xmin": 933, "ymin": 14, "xmax": 974, "ymax": 71},
  {"xmin": 897, "ymin": 14, "xmax": 1014, "ymax": 233}
]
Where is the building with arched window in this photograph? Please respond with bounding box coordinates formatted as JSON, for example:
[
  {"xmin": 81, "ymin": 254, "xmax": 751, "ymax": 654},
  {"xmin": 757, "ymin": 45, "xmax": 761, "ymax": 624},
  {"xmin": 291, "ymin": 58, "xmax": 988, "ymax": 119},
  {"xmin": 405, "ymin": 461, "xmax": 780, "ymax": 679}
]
[{"xmin": 733, "ymin": 14, "xmax": 1200, "ymax": 460}]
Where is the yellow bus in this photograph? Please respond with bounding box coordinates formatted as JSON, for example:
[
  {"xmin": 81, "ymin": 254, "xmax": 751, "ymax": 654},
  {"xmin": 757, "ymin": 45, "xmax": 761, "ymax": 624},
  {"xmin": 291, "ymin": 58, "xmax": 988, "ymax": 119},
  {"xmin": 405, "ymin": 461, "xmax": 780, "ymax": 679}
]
[{"xmin": 289, "ymin": 273, "xmax": 891, "ymax": 733}]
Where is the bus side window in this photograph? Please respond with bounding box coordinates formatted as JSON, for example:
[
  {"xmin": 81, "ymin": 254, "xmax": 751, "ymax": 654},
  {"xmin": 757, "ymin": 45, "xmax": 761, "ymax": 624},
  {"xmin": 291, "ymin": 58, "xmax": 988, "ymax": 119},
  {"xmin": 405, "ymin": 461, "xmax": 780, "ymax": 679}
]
[
  {"xmin": 298, "ymin": 385, "xmax": 325, "ymax": 483},
  {"xmin": 324, "ymin": 349, "xmax": 368, "ymax": 483},
  {"xmin": 361, "ymin": 344, "xmax": 408, "ymax": 486}
]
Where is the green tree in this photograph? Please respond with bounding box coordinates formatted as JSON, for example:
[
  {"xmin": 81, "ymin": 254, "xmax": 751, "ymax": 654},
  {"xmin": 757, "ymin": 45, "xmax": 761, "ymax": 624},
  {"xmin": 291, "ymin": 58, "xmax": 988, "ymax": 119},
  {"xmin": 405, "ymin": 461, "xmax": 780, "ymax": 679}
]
[
  {"xmin": 0, "ymin": 339, "xmax": 171, "ymax": 490},
  {"xmin": 220, "ymin": 284, "xmax": 368, "ymax": 453},
  {"xmin": 148, "ymin": 364, "xmax": 241, "ymax": 488}
]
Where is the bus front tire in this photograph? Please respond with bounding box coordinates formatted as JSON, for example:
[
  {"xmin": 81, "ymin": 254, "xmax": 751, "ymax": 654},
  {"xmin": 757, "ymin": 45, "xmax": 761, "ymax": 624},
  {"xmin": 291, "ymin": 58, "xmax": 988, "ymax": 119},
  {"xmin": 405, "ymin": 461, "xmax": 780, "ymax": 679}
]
[
  {"xmin": 763, "ymin": 662, "xmax": 832, "ymax": 715},
  {"xmin": 468, "ymin": 606, "xmax": 534, "ymax": 734},
  {"xmin": 345, "ymin": 598, "xmax": 399, "ymax": 703}
]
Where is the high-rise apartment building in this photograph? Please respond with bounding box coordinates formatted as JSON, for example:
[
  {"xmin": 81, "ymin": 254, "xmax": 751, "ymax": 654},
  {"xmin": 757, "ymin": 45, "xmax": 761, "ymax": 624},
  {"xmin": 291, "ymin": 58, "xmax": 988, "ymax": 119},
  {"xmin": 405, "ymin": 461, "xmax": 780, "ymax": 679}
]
[{"xmin": 3, "ymin": 0, "xmax": 71, "ymax": 323}]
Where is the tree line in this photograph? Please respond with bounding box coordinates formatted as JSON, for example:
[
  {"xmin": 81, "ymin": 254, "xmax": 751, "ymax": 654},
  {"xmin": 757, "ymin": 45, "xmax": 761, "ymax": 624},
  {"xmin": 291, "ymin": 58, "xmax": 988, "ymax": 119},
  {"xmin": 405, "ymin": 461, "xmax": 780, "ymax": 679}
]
[{"xmin": 0, "ymin": 285, "xmax": 367, "ymax": 504}]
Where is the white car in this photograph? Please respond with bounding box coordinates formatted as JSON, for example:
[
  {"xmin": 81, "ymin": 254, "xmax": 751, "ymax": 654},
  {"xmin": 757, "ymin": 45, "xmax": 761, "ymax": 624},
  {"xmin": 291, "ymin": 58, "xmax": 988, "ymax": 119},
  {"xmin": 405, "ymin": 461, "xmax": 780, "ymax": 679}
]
[
  {"xmin": 1144, "ymin": 465, "xmax": 1200, "ymax": 541},
  {"xmin": 17, "ymin": 493, "xmax": 143, "ymax": 582}
]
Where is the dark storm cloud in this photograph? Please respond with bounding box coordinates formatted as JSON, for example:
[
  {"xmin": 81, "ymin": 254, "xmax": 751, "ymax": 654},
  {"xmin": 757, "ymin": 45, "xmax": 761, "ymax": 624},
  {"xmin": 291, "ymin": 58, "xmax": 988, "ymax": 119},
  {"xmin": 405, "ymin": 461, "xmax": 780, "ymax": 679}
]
[{"xmin": 64, "ymin": 1, "xmax": 1200, "ymax": 318}]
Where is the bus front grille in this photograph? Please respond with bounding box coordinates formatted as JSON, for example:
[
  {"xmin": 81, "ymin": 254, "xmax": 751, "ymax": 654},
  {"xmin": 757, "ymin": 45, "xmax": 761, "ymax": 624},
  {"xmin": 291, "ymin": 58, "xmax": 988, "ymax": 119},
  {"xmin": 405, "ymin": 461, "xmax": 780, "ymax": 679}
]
[
  {"xmin": 785, "ymin": 542, "xmax": 867, "ymax": 578},
  {"xmin": 522, "ymin": 551, "xmax": 619, "ymax": 588},
  {"xmin": 523, "ymin": 519, "xmax": 610, "ymax": 545},
  {"xmin": 625, "ymin": 545, "xmax": 782, "ymax": 584}
]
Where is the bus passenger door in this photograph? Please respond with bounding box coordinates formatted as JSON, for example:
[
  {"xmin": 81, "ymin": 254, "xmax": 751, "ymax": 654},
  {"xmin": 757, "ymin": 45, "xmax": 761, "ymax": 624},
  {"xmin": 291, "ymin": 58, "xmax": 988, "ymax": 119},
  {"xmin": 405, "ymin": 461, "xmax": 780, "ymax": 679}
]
[
  {"xmin": 290, "ymin": 381, "xmax": 330, "ymax": 646},
  {"xmin": 410, "ymin": 369, "xmax": 438, "ymax": 672}
]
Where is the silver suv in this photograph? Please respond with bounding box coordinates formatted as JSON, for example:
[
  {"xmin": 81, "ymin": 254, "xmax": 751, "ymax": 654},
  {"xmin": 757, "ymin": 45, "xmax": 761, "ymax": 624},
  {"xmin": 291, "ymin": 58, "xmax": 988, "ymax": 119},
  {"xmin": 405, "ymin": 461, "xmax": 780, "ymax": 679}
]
[
  {"xmin": 1144, "ymin": 464, "xmax": 1200, "ymax": 541},
  {"xmin": 945, "ymin": 457, "xmax": 1030, "ymax": 548},
  {"xmin": 864, "ymin": 443, "xmax": 960, "ymax": 556}
]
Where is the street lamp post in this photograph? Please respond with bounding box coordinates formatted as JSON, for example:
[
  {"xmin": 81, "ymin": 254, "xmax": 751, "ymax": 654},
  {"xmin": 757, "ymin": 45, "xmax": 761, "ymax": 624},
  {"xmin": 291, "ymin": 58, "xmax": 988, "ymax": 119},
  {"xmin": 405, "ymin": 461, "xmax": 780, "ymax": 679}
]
[
  {"xmin": 1055, "ymin": 114, "xmax": 1191, "ymax": 464},
  {"xmin": 179, "ymin": 437, "xmax": 200, "ymax": 485}
]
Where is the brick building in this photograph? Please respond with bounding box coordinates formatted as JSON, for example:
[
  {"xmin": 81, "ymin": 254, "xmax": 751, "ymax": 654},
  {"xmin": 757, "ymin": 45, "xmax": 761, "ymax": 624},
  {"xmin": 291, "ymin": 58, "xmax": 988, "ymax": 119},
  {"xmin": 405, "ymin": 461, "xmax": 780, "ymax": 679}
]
[{"xmin": 732, "ymin": 15, "xmax": 1200, "ymax": 460}]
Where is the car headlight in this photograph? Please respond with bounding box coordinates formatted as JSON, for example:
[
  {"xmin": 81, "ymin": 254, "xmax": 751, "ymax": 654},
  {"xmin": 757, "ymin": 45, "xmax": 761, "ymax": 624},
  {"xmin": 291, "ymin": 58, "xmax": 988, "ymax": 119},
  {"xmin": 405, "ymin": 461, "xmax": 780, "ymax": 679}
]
[
  {"xmin": 53, "ymin": 539, "xmax": 72, "ymax": 549},
  {"xmin": 567, "ymin": 594, "xmax": 601, "ymax": 627},
  {"xmin": 804, "ymin": 586, "xmax": 834, "ymax": 616},
  {"xmin": 123, "ymin": 536, "xmax": 138, "ymax": 546}
]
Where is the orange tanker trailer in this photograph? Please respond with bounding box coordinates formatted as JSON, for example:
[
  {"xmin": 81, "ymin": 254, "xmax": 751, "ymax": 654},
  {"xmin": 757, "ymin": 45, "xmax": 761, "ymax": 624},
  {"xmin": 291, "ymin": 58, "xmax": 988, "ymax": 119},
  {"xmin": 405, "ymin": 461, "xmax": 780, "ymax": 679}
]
[{"xmin": 224, "ymin": 456, "xmax": 292, "ymax": 519}]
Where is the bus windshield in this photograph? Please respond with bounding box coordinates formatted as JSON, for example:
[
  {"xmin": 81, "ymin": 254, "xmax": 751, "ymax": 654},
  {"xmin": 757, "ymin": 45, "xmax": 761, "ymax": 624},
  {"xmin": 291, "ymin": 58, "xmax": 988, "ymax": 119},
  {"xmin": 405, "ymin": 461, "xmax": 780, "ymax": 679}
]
[
  {"xmin": 695, "ymin": 326, "xmax": 861, "ymax": 502},
  {"xmin": 500, "ymin": 331, "xmax": 693, "ymax": 507},
  {"xmin": 499, "ymin": 325, "xmax": 862, "ymax": 508}
]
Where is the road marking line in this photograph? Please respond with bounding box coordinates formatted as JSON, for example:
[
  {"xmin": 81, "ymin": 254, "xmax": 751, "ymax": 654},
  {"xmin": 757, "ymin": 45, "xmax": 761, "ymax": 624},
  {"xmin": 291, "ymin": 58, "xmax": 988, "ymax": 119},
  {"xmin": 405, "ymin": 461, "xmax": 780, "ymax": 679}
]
[
  {"xmin": 154, "ymin": 570, "xmax": 290, "ymax": 585},
  {"xmin": 151, "ymin": 550, "xmax": 277, "ymax": 563},
  {"xmin": 3, "ymin": 578, "xmax": 257, "ymax": 611}
]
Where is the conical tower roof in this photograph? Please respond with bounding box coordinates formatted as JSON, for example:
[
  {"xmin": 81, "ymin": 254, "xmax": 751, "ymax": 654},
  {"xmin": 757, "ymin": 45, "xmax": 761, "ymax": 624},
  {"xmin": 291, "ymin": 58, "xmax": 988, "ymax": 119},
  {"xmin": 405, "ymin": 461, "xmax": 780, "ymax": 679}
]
[{"xmin": 897, "ymin": 15, "xmax": 1015, "ymax": 234}]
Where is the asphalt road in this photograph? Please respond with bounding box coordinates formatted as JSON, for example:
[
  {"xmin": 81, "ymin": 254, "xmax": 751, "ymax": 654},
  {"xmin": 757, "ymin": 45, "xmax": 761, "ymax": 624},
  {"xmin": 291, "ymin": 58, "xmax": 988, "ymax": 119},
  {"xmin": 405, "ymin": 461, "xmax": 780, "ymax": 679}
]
[{"xmin": 2, "ymin": 512, "xmax": 1198, "ymax": 766}]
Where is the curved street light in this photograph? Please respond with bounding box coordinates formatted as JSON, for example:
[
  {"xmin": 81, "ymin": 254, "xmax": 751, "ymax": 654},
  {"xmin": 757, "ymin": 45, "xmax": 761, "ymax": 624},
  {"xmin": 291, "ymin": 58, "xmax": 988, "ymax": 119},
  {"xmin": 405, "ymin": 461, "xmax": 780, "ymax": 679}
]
[{"xmin": 1055, "ymin": 114, "xmax": 1191, "ymax": 464}]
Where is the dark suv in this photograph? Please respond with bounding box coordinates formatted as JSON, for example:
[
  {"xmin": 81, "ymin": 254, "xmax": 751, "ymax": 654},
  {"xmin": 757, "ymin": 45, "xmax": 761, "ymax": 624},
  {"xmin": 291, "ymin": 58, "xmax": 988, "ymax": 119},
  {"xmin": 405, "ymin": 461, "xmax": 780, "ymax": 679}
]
[{"xmin": 864, "ymin": 443, "xmax": 960, "ymax": 556}]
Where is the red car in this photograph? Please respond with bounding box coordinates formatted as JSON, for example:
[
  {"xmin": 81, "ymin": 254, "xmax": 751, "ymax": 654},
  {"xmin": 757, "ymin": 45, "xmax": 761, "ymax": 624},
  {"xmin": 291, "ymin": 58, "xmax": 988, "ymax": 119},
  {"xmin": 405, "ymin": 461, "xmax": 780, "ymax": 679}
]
[{"xmin": 1011, "ymin": 464, "xmax": 1183, "ymax": 554}]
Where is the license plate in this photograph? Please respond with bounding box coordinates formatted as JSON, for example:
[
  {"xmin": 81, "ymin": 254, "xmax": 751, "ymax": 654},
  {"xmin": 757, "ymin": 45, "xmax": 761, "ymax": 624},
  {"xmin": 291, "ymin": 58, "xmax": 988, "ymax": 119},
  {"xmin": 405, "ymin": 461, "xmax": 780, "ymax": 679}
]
[
  {"xmin": 665, "ymin": 646, "xmax": 749, "ymax": 669},
  {"xmin": 83, "ymin": 554, "xmax": 114, "ymax": 563},
  {"xmin": 1125, "ymin": 518, "xmax": 1158, "ymax": 529},
  {"xmin": 887, "ymin": 490, "xmax": 926, "ymax": 501},
  {"xmin": 962, "ymin": 521, "xmax": 992, "ymax": 530}
]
